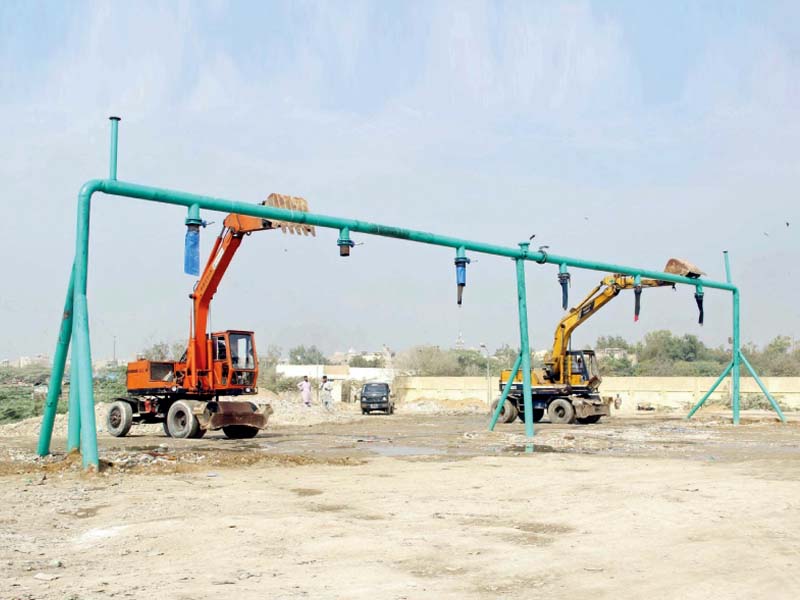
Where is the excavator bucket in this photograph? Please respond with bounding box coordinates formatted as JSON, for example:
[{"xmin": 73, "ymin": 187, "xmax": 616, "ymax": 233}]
[
  {"xmin": 263, "ymin": 193, "xmax": 316, "ymax": 236},
  {"xmin": 664, "ymin": 258, "xmax": 705, "ymax": 279}
]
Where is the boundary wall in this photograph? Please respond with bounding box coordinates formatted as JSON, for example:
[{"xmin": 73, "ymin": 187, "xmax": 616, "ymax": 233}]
[{"xmin": 393, "ymin": 376, "xmax": 800, "ymax": 414}]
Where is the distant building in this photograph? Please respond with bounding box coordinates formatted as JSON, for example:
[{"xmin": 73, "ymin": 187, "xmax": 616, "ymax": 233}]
[
  {"xmin": 17, "ymin": 354, "xmax": 50, "ymax": 368},
  {"xmin": 596, "ymin": 347, "xmax": 638, "ymax": 365},
  {"xmin": 329, "ymin": 346, "xmax": 393, "ymax": 366}
]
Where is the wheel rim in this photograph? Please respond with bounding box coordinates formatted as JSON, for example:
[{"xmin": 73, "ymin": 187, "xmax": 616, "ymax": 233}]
[
  {"xmin": 175, "ymin": 409, "xmax": 188, "ymax": 432},
  {"xmin": 109, "ymin": 408, "xmax": 122, "ymax": 428}
]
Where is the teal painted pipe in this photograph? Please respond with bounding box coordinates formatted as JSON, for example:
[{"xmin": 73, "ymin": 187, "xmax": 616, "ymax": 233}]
[
  {"xmin": 73, "ymin": 182, "xmax": 99, "ymax": 469},
  {"xmin": 723, "ymin": 250, "xmax": 732, "ymax": 284},
  {"xmin": 725, "ymin": 252, "xmax": 740, "ymax": 423},
  {"xmin": 67, "ymin": 341, "xmax": 81, "ymax": 452},
  {"xmin": 59, "ymin": 161, "xmax": 761, "ymax": 467},
  {"xmin": 79, "ymin": 179, "xmax": 737, "ymax": 293},
  {"xmin": 686, "ymin": 361, "xmax": 734, "ymax": 419},
  {"xmin": 73, "ymin": 294, "xmax": 98, "ymax": 468},
  {"xmin": 723, "ymin": 251, "xmax": 742, "ymax": 424},
  {"xmin": 516, "ymin": 248, "xmax": 534, "ymax": 438},
  {"xmin": 740, "ymin": 352, "xmax": 786, "ymax": 422},
  {"xmin": 109, "ymin": 117, "xmax": 120, "ymax": 180},
  {"xmin": 488, "ymin": 353, "xmax": 522, "ymax": 430},
  {"xmin": 732, "ymin": 289, "xmax": 741, "ymax": 424},
  {"xmin": 36, "ymin": 266, "xmax": 75, "ymax": 456}
]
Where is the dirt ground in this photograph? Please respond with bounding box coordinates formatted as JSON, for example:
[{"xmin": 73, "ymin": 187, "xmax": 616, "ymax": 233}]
[{"xmin": 1, "ymin": 407, "xmax": 799, "ymax": 600}]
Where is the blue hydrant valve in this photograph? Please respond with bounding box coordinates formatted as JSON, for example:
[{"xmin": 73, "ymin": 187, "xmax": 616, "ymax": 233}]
[
  {"xmin": 454, "ymin": 252, "xmax": 471, "ymax": 305},
  {"xmin": 558, "ymin": 264, "xmax": 571, "ymax": 310},
  {"xmin": 695, "ymin": 285, "xmax": 704, "ymax": 326},
  {"xmin": 184, "ymin": 204, "xmax": 204, "ymax": 276}
]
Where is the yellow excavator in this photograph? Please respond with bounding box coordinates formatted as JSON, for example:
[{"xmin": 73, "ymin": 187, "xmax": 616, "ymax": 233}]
[{"xmin": 494, "ymin": 258, "xmax": 703, "ymax": 425}]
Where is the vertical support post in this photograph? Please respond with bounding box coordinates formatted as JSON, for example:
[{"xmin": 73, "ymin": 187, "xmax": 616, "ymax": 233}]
[
  {"xmin": 516, "ymin": 243, "xmax": 534, "ymax": 438},
  {"xmin": 36, "ymin": 266, "xmax": 75, "ymax": 456},
  {"xmin": 484, "ymin": 350, "xmax": 491, "ymax": 407},
  {"xmin": 109, "ymin": 116, "xmax": 120, "ymax": 180},
  {"xmin": 489, "ymin": 353, "xmax": 522, "ymax": 430},
  {"xmin": 73, "ymin": 186, "xmax": 99, "ymax": 470},
  {"xmin": 67, "ymin": 330, "xmax": 81, "ymax": 451},
  {"xmin": 732, "ymin": 289, "xmax": 741, "ymax": 424},
  {"xmin": 724, "ymin": 251, "xmax": 740, "ymax": 424}
]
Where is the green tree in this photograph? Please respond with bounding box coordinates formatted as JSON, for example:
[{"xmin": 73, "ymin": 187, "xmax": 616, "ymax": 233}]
[
  {"xmin": 598, "ymin": 355, "xmax": 636, "ymax": 376},
  {"xmin": 595, "ymin": 336, "xmax": 630, "ymax": 350},
  {"xmin": 261, "ymin": 345, "xmax": 283, "ymax": 368},
  {"xmin": 288, "ymin": 345, "xmax": 328, "ymax": 365},
  {"xmin": 349, "ymin": 355, "xmax": 385, "ymax": 368},
  {"xmin": 396, "ymin": 345, "xmax": 461, "ymax": 376},
  {"xmin": 493, "ymin": 344, "xmax": 519, "ymax": 372},
  {"xmin": 142, "ymin": 341, "xmax": 170, "ymax": 360}
]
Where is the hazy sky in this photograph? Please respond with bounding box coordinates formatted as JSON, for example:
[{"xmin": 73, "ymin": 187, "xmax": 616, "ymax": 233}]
[{"xmin": 1, "ymin": 0, "xmax": 798, "ymax": 361}]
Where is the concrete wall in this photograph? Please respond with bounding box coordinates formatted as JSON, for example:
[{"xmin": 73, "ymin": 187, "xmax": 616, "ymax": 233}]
[
  {"xmin": 392, "ymin": 376, "xmax": 800, "ymax": 413},
  {"xmin": 276, "ymin": 364, "xmax": 395, "ymax": 382},
  {"xmin": 393, "ymin": 376, "xmax": 499, "ymax": 407}
]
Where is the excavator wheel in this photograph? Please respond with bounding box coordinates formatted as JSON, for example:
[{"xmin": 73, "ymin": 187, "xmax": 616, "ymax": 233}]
[
  {"xmin": 107, "ymin": 401, "xmax": 133, "ymax": 437},
  {"xmin": 577, "ymin": 415, "xmax": 602, "ymax": 425},
  {"xmin": 167, "ymin": 401, "xmax": 200, "ymax": 439},
  {"xmin": 222, "ymin": 425, "xmax": 259, "ymax": 439},
  {"xmin": 504, "ymin": 402, "xmax": 518, "ymax": 423},
  {"xmin": 162, "ymin": 420, "xmax": 172, "ymax": 437},
  {"xmin": 547, "ymin": 398, "xmax": 576, "ymax": 425},
  {"xmin": 517, "ymin": 408, "xmax": 545, "ymax": 424},
  {"xmin": 491, "ymin": 399, "xmax": 518, "ymax": 424},
  {"xmin": 192, "ymin": 427, "xmax": 207, "ymax": 438}
]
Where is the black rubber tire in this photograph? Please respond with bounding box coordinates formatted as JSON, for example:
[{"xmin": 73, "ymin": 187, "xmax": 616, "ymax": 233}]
[
  {"xmin": 387, "ymin": 405, "xmax": 394, "ymax": 415},
  {"xmin": 167, "ymin": 401, "xmax": 199, "ymax": 439},
  {"xmin": 162, "ymin": 420, "xmax": 171, "ymax": 437},
  {"xmin": 192, "ymin": 427, "xmax": 207, "ymax": 438},
  {"xmin": 107, "ymin": 401, "xmax": 133, "ymax": 437},
  {"xmin": 504, "ymin": 401, "xmax": 518, "ymax": 423},
  {"xmin": 222, "ymin": 425, "xmax": 259, "ymax": 439},
  {"xmin": 517, "ymin": 408, "xmax": 545, "ymax": 423},
  {"xmin": 577, "ymin": 415, "xmax": 602, "ymax": 424},
  {"xmin": 548, "ymin": 398, "xmax": 576, "ymax": 424},
  {"xmin": 490, "ymin": 399, "xmax": 518, "ymax": 424},
  {"xmin": 362, "ymin": 409, "xmax": 368, "ymax": 415}
]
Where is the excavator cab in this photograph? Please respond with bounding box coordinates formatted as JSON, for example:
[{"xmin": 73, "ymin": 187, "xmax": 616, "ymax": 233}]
[
  {"xmin": 211, "ymin": 330, "xmax": 258, "ymax": 393},
  {"xmin": 566, "ymin": 350, "xmax": 601, "ymax": 389}
]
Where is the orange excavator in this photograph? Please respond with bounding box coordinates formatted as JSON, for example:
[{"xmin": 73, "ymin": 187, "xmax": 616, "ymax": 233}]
[{"xmin": 105, "ymin": 194, "xmax": 315, "ymax": 439}]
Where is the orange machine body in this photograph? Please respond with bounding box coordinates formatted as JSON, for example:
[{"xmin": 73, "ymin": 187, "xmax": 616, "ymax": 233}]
[
  {"xmin": 125, "ymin": 194, "xmax": 314, "ymax": 405},
  {"xmin": 126, "ymin": 329, "xmax": 258, "ymax": 398}
]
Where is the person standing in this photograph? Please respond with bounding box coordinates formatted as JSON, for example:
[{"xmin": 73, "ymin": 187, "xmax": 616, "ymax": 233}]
[
  {"xmin": 298, "ymin": 375, "xmax": 312, "ymax": 407},
  {"xmin": 320, "ymin": 375, "xmax": 334, "ymax": 411}
]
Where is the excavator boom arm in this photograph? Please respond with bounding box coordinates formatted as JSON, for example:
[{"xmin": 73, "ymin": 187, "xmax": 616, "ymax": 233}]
[
  {"xmin": 187, "ymin": 194, "xmax": 315, "ymax": 375},
  {"xmin": 547, "ymin": 274, "xmax": 671, "ymax": 381}
]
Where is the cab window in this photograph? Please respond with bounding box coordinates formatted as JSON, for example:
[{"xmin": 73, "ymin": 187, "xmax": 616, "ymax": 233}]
[
  {"xmin": 229, "ymin": 333, "xmax": 255, "ymax": 370},
  {"xmin": 570, "ymin": 354, "xmax": 586, "ymax": 378},
  {"xmin": 213, "ymin": 337, "xmax": 227, "ymax": 360}
]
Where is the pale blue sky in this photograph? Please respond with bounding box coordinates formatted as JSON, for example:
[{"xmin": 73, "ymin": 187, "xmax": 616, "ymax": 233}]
[{"xmin": 1, "ymin": 1, "xmax": 798, "ymax": 360}]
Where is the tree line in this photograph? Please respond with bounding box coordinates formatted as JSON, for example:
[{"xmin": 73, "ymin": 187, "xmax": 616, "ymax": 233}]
[{"xmin": 596, "ymin": 332, "xmax": 799, "ymax": 377}]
